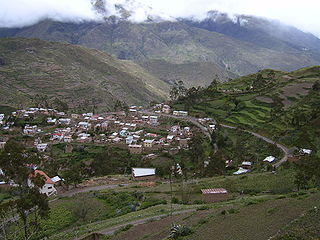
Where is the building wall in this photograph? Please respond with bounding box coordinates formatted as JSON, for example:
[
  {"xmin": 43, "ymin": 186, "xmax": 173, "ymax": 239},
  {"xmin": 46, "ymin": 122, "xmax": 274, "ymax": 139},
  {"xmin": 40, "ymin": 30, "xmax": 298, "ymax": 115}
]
[
  {"xmin": 40, "ymin": 183, "xmax": 57, "ymax": 196},
  {"xmin": 202, "ymin": 193, "xmax": 229, "ymax": 202},
  {"xmin": 129, "ymin": 146, "xmax": 142, "ymax": 154},
  {"xmin": 133, "ymin": 175, "xmax": 156, "ymax": 181}
]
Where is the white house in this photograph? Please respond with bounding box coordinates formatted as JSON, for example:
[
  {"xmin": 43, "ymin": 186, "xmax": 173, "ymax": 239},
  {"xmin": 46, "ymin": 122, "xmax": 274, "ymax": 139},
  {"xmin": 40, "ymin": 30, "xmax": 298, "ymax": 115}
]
[
  {"xmin": 36, "ymin": 143, "xmax": 48, "ymax": 152},
  {"xmin": 300, "ymin": 148, "xmax": 312, "ymax": 155},
  {"xmin": 47, "ymin": 118, "xmax": 57, "ymax": 124},
  {"xmin": 173, "ymin": 111, "xmax": 188, "ymax": 116},
  {"xmin": 132, "ymin": 168, "xmax": 156, "ymax": 179},
  {"xmin": 149, "ymin": 116, "xmax": 158, "ymax": 125},
  {"xmin": 263, "ymin": 156, "xmax": 276, "ymax": 163},
  {"xmin": 126, "ymin": 136, "xmax": 134, "ymax": 145},
  {"xmin": 0, "ymin": 142, "xmax": 6, "ymax": 149},
  {"xmin": 28, "ymin": 170, "xmax": 57, "ymax": 196},
  {"xmin": 58, "ymin": 118, "xmax": 71, "ymax": 125},
  {"xmin": 233, "ymin": 167, "xmax": 249, "ymax": 175},
  {"xmin": 162, "ymin": 105, "xmax": 171, "ymax": 114}
]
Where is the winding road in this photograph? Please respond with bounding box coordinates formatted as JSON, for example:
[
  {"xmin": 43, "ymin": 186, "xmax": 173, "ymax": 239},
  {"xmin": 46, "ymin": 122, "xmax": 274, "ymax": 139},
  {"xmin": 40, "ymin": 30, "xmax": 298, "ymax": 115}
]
[{"xmin": 144, "ymin": 110, "xmax": 290, "ymax": 168}]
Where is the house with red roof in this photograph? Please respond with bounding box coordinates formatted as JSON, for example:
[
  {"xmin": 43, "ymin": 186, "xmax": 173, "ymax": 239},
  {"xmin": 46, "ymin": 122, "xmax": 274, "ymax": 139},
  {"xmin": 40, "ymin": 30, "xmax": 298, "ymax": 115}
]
[{"xmin": 28, "ymin": 170, "xmax": 57, "ymax": 196}]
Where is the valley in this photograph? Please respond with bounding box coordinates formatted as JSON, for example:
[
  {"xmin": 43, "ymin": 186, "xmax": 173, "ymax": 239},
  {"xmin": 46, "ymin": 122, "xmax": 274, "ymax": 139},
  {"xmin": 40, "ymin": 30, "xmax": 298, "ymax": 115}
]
[{"xmin": 0, "ymin": 2, "xmax": 320, "ymax": 240}]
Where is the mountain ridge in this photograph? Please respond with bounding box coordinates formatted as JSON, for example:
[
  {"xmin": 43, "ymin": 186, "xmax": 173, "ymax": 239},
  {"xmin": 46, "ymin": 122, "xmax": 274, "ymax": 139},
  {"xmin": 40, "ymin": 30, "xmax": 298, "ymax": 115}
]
[{"xmin": 0, "ymin": 37, "xmax": 170, "ymax": 111}]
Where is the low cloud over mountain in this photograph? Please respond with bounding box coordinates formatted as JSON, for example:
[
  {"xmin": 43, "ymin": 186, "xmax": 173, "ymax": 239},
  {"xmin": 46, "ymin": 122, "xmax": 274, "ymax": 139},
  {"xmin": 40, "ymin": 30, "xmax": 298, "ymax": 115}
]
[{"xmin": 1, "ymin": 0, "xmax": 320, "ymax": 37}]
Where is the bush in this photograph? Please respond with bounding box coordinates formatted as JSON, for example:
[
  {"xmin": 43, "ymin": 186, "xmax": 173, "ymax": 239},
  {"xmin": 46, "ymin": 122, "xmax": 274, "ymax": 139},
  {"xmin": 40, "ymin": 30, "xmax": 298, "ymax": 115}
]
[
  {"xmin": 140, "ymin": 198, "xmax": 167, "ymax": 210},
  {"xmin": 170, "ymin": 223, "xmax": 192, "ymax": 239},
  {"xmin": 171, "ymin": 197, "xmax": 180, "ymax": 204},
  {"xmin": 196, "ymin": 205, "xmax": 210, "ymax": 211},
  {"xmin": 114, "ymin": 224, "xmax": 133, "ymax": 235},
  {"xmin": 193, "ymin": 200, "xmax": 206, "ymax": 204}
]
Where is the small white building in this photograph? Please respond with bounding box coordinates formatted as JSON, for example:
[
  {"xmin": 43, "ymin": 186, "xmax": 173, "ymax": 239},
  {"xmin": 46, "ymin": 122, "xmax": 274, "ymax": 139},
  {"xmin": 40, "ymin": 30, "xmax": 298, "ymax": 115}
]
[
  {"xmin": 0, "ymin": 142, "xmax": 6, "ymax": 149},
  {"xmin": 36, "ymin": 143, "xmax": 48, "ymax": 152},
  {"xmin": 78, "ymin": 122, "xmax": 91, "ymax": 129},
  {"xmin": 173, "ymin": 111, "xmax": 188, "ymax": 117},
  {"xmin": 23, "ymin": 125, "xmax": 40, "ymax": 135},
  {"xmin": 263, "ymin": 156, "xmax": 276, "ymax": 163},
  {"xmin": 132, "ymin": 168, "xmax": 156, "ymax": 180},
  {"xmin": 58, "ymin": 118, "xmax": 71, "ymax": 125},
  {"xmin": 162, "ymin": 105, "xmax": 171, "ymax": 114},
  {"xmin": 149, "ymin": 116, "xmax": 158, "ymax": 125},
  {"xmin": 126, "ymin": 136, "xmax": 134, "ymax": 145},
  {"xmin": 300, "ymin": 149, "xmax": 312, "ymax": 155},
  {"xmin": 47, "ymin": 118, "xmax": 57, "ymax": 124},
  {"xmin": 233, "ymin": 167, "xmax": 249, "ymax": 175}
]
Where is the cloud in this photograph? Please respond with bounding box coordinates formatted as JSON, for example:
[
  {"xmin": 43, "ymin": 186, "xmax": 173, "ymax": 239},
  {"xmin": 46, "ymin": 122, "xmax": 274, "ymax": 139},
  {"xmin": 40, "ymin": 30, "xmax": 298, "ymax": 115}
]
[
  {"xmin": 0, "ymin": 0, "xmax": 103, "ymax": 28},
  {"xmin": 0, "ymin": 0, "xmax": 320, "ymax": 37}
]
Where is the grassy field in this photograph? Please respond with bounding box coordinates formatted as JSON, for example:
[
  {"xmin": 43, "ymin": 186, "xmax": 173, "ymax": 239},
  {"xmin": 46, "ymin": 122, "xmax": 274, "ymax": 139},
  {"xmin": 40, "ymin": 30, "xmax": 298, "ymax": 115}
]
[
  {"xmin": 107, "ymin": 189, "xmax": 320, "ymax": 240},
  {"xmin": 6, "ymin": 162, "xmax": 313, "ymax": 240}
]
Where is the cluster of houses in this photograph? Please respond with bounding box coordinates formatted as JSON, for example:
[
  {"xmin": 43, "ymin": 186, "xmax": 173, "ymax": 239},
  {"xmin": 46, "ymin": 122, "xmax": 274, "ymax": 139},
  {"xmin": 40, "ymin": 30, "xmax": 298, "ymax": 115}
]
[{"xmin": 1, "ymin": 105, "xmax": 316, "ymax": 201}]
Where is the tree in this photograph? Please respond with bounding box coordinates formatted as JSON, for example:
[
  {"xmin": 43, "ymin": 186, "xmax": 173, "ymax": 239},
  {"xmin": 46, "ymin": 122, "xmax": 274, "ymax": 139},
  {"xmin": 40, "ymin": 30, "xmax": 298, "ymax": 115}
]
[
  {"xmin": 177, "ymin": 80, "xmax": 187, "ymax": 97},
  {"xmin": 312, "ymin": 80, "xmax": 320, "ymax": 91},
  {"xmin": 270, "ymin": 94, "xmax": 284, "ymax": 119},
  {"xmin": 294, "ymin": 154, "xmax": 320, "ymax": 190},
  {"xmin": 0, "ymin": 140, "xmax": 49, "ymax": 239},
  {"xmin": 267, "ymin": 70, "xmax": 276, "ymax": 81},
  {"xmin": 114, "ymin": 100, "xmax": 128, "ymax": 112},
  {"xmin": 61, "ymin": 164, "xmax": 83, "ymax": 188},
  {"xmin": 188, "ymin": 132, "xmax": 206, "ymax": 175},
  {"xmin": 208, "ymin": 75, "xmax": 219, "ymax": 92},
  {"xmin": 204, "ymin": 150, "xmax": 226, "ymax": 177},
  {"xmin": 52, "ymin": 97, "xmax": 69, "ymax": 112},
  {"xmin": 252, "ymin": 73, "xmax": 267, "ymax": 90},
  {"xmin": 170, "ymin": 86, "xmax": 179, "ymax": 101}
]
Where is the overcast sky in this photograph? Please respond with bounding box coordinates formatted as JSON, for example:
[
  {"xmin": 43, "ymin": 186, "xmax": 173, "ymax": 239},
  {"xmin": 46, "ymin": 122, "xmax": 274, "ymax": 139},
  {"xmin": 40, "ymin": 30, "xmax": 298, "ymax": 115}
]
[{"xmin": 1, "ymin": 0, "xmax": 320, "ymax": 37}]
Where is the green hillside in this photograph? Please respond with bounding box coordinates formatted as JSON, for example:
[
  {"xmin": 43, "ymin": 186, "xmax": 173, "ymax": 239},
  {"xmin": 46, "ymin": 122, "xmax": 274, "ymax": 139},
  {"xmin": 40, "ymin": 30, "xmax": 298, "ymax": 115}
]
[
  {"xmin": 174, "ymin": 66, "xmax": 320, "ymax": 154},
  {"xmin": 0, "ymin": 38, "xmax": 170, "ymax": 111}
]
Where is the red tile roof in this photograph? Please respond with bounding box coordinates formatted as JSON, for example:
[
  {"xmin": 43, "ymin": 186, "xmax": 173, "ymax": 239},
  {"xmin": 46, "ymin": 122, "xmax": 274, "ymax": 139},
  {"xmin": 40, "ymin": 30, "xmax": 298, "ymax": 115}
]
[
  {"xmin": 30, "ymin": 170, "xmax": 54, "ymax": 184},
  {"xmin": 201, "ymin": 188, "xmax": 228, "ymax": 194}
]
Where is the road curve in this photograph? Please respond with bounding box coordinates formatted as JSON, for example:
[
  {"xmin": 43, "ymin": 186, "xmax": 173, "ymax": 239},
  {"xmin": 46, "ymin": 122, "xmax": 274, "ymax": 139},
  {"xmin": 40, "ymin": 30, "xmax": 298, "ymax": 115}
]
[
  {"xmin": 220, "ymin": 124, "xmax": 290, "ymax": 167},
  {"xmin": 144, "ymin": 110, "xmax": 290, "ymax": 167},
  {"xmin": 99, "ymin": 209, "xmax": 195, "ymax": 236}
]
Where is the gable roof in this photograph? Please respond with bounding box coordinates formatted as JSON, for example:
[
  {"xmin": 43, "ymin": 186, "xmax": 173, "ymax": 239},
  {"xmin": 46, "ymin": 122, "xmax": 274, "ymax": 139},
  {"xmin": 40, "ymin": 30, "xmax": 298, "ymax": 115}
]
[
  {"xmin": 201, "ymin": 188, "xmax": 228, "ymax": 194},
  {"xmin": 132, "ymin": 168, "xmax": 155, "ymax": 177},
  {"xmin": 30, "ymin": 170, "xmax": 54, "ymax": 184}
]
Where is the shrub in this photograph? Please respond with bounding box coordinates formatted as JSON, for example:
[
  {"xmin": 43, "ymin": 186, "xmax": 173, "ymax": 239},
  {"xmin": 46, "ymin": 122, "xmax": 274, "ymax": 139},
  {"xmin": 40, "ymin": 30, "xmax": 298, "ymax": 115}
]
[
  {"xmin": 170, "ymin": 223, "xmax": 192, "ymax": 239},
  {"xmin": 171, "ymin": 197, "xmax": 180, "ymax": 204},
  {"xmin": 196, "ymin": 205, "xmax": 210, "ymax": 211},
  {"xmin": 114, "ymin": 224, "xmax": 133, "ymax": 235},
  {"xmin": 140, "ymin": 198, "xmax": 167, "ymax": 210}
]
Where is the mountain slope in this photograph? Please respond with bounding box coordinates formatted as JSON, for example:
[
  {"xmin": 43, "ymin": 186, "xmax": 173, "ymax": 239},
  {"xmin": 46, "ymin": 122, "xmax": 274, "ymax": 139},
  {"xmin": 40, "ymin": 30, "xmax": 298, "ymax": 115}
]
[
  {"xmin": 184, "ymin": 11, "xmax": 320, "ymax": 53},
  {"xmin": 1, "ymin": 15, "xmax": 320, "ymax": 83},
  {"xmin": 0, "ymin": 38, "xmax": 170, "ymax": 111},
  {"xmin": 173, "ymin": 66, "xmax": 320, "ymax": 154}
]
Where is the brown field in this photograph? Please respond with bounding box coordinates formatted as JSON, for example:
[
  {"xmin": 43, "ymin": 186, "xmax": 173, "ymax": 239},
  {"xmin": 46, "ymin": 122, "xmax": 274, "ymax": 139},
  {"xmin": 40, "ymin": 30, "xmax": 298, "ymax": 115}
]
[{"xmin": 109, "ymin": 191, "xmax": 320, "ymax": 240}]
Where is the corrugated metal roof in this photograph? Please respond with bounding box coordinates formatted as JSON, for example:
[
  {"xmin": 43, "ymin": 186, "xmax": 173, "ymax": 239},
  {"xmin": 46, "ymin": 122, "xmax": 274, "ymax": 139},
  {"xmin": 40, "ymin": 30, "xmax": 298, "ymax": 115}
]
[
  {"xmin": 201, "ymin": 188, "xmax": 228, "ymax": 194},
  {"xmin": 132, "ymin": 168, "xmax": 156, "ymax": 177}
]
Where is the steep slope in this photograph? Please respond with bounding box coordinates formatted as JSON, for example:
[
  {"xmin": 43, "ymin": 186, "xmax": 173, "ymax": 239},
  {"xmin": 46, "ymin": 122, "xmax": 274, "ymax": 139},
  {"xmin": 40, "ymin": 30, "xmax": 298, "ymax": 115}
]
[
  {"xmin": 0, "ymin": 38, "xmax": 169, "ymax": 111},
  {"xmin": 1, "ymin": 16, "xmax": 320, "ymax": 82},
  {"xmin": 184, "ymin": 11, "xmax": 320, "ymax": 53},
  {"xmin": 140, "ymin": 60, "xmax": 236, "ymax": 87}
]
